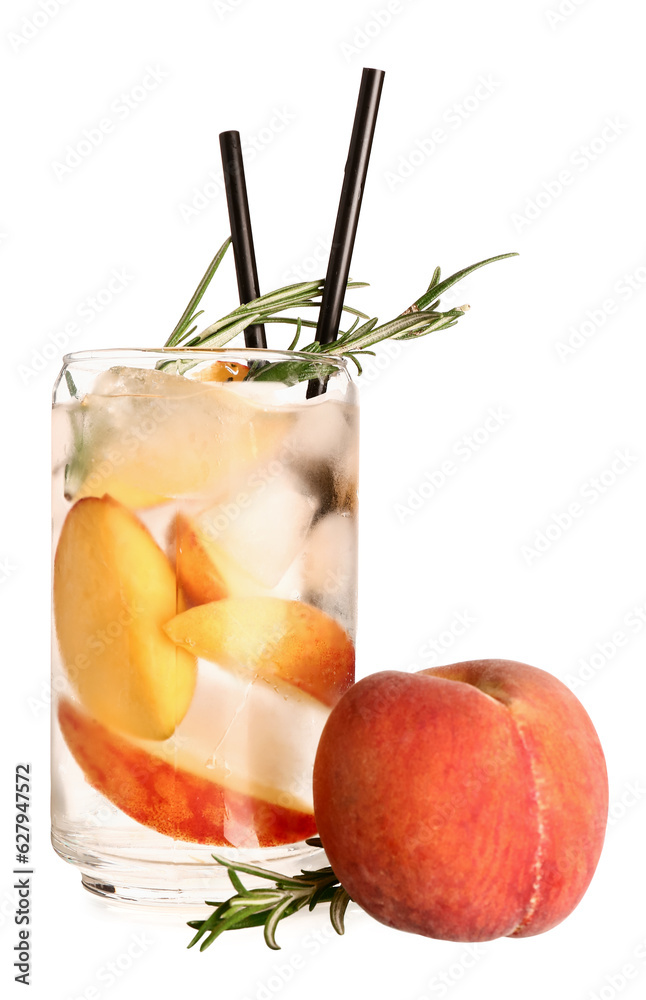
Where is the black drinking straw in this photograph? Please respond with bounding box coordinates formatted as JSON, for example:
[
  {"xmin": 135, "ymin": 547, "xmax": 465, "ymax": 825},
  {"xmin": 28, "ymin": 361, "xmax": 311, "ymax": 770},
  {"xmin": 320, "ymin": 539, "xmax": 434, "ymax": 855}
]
[
  {"xmin": 307, "ymin": 67, "xmax": 385, "ymax": 398},
  {"xmin": 219, "ymin": 130, "xmax": 267, "ymax": 349}
]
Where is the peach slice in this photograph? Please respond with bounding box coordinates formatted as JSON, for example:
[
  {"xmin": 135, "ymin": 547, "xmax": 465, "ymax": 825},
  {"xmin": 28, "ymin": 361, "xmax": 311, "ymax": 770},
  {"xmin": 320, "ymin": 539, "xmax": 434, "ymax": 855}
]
[
  {"xmin": 58, "ymin": 696, "xmax": 318, "ymax": 847},
  {"xmin": 171, "ymin": 512, "xmax": 229, "ymax": 605},
  {"xmin": 164, "ymin": 597, "xmax": 355, "ymax": 706},
  {"xmin": 171, "ymin": 512, "xmax": 261, "ymax": 606},
  {"xmin": 188, "ymin": 361, "xmax": 249, "ymax": 382},
  {"xmin": 53, "ymin": 495, "xmax": 196, "ymax": 740}
]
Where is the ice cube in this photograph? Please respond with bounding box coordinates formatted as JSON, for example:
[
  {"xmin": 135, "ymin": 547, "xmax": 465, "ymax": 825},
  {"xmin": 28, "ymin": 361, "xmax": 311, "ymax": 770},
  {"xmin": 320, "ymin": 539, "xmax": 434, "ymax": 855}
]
[
  {"xmin": 286, "ymin": 396, "xmax": 357, "ymax": 465},
  {"xmin": 284, "ymin": 397, "xmax": 359, "ymax": 516},
  {"xmin": 193, "ymin": 472, "xmax": 317, "ymax": 590},
  {"xmin": 67, "ymin": 366, "xmax": 295, "ymax": 503},
  {"xmin": 301, "ymin": 512, "xmax": 357, "ymax": 637},
  {"xmin": 140, "ymin": 660, "xmax": 329, "ymax": 815}
]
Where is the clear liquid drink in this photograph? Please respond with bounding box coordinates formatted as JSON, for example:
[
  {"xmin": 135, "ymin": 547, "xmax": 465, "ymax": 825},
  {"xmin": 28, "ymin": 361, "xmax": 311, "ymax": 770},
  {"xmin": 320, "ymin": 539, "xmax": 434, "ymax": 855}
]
[{"xmin": 51, "ymin": 349, "xmax": 358, "ymax": 906}]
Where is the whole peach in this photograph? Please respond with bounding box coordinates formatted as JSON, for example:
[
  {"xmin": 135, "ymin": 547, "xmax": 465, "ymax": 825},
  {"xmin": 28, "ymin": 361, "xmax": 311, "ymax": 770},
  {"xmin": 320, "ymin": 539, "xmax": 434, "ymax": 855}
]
[{"xmin": 312, "ymin": 659, "xmax": 608, "ymax": 941}]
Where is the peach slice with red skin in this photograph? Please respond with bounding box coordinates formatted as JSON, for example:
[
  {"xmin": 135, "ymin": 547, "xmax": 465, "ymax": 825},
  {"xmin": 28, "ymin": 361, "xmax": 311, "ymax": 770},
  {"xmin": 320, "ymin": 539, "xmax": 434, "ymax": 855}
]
[
  {"xmin": 313, "ymin": 659, "xmax": 608, "ymax": 942},
  {"xmin": 58, "ymin": 698, "xmax": 316, "ymax": 847},
  {"xmin": 53, "ymin": 495, "xmax": 196, "ymax": 741},
  {"xmin": 164, "ymin": 597, "xmax": 355, "ymax": 706}
]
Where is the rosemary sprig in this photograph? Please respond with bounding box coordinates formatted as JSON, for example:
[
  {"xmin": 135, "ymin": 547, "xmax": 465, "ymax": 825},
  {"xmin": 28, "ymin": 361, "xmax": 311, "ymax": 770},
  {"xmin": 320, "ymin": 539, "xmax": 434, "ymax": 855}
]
[
  {"xmin": 162, "ymin": 239, "xmax": 518, "ymax": 383},
  {"xmin": 165, "ymin": 237, "xmax": 232, "ymax": 348},
  {"xmin": 187, "ymin": 843, "xmax": 350, "ymax": 952},
  {"xmin": 164, "ymin": 242, "xmax": 369, "ymax": 353}
]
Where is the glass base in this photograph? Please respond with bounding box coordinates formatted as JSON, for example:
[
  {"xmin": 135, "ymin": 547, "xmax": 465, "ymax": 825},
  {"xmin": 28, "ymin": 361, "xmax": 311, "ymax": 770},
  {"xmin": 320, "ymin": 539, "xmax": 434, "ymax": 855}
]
[{"xmin": 52, "ymin": 829, "xmax": 325, "ymax": 911}]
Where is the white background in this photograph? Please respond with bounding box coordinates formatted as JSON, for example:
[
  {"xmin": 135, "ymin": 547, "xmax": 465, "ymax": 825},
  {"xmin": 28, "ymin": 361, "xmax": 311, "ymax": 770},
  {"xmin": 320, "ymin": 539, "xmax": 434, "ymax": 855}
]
[{"xmin": 2, "ymin": 0, "xmax": 645, "ymax": 997}]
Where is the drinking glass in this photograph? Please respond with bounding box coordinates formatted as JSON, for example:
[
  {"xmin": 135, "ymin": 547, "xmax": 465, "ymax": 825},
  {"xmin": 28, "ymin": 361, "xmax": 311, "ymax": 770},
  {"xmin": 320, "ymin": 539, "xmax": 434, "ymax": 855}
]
[{"xmin": 51, "ymin": 349, "xmax": 358, "ymax": 906}]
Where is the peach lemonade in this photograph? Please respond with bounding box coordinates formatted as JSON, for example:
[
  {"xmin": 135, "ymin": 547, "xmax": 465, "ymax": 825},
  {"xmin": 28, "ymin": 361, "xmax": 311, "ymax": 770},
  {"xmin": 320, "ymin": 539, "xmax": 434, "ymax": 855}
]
[
  {"xmin": 51, "ymin": 350, "xmax": 358, "ymax": 903},
  {"xmin": 50, "ymin": 217, "xmax": 516, "ymax": 907}
]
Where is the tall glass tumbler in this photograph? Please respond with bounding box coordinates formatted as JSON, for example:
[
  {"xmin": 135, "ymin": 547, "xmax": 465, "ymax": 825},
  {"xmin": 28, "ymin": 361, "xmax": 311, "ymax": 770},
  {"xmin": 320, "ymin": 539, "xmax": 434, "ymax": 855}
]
[{"xmin": 51, "ymin": 349, "xmax": 358, "ymax": 906}]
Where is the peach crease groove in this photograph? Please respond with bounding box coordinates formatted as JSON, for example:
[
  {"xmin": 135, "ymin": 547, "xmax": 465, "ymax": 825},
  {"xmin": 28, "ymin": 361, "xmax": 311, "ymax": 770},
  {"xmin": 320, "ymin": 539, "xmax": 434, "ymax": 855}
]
[{"xmin": 506, "ymin": 709, "xmax": 547, "ymax": 936}]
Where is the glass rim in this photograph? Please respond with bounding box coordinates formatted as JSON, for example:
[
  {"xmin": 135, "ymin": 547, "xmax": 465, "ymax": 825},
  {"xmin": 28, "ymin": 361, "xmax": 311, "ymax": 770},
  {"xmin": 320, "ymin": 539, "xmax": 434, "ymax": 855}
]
[{"xmin": 62, "ymin": 347, "xmax": 351, "ymax": 373}]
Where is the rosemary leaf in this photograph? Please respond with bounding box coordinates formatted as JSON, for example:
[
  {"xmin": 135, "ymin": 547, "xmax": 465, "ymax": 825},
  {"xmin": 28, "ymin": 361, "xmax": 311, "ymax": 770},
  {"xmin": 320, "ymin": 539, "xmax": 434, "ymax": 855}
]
[
  {"xmin": 413, "ymin": 252, "xmax": 518, "ymax": 311},
  {"xmin": 166, "ymin": 237, "xmax": 232, "ymax": 348},
  {"xmin": 330, "ymin": 887, "xmax": 351, "ymax": 936}
]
